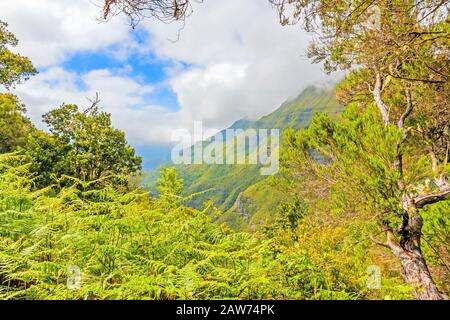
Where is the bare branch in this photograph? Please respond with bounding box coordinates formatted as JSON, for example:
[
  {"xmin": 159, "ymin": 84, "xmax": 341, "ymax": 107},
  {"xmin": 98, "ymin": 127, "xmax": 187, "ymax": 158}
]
[
  {"xmin": 397, "ymin": 88, "xmax": 414, "ymax": 128},
  {"xmin": 84, "ymin": 92, "xmax": 102, "ymax": 114},
  {"xmin": 370, "ymin": 234, "xmax": 390, "ymax": 248},
  {"xmin": 414, "ymin": 189, "xmax": 450, "ymax": 209},
  {"xmin": 372, "ymin": 71, "xmax": 390, "ymax": 125},
  {"xmin": 101, "ymin": 0, "xmax": 201, "ymax": 26}
]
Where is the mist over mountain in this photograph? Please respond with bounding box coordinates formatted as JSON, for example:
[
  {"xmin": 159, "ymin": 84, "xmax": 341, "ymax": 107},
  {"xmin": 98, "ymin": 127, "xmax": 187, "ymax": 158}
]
[
  {"xmin": 142, "ymin": 85, "xmax": 342, "ymax": 220},
  {"xmin": 136, "ymin": 144, "xmax": 174, "ymax": 170}
]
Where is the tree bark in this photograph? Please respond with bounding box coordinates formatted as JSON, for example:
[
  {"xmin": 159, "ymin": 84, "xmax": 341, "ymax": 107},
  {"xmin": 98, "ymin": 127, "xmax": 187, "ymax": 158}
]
[
  {"xmin": 372, "ymin": 72, "xmax": 390, "ymax": 125},
  {"xmin": 392, "ymin": 244, "xmax": 445, "ymax": 300},
  {"xmin": 378, "ymin": 208, "xmax": 446, "ymax": 300},
  {"xmin": 386, "ymin": 84, "xmax": 445, "ymax": 300}
]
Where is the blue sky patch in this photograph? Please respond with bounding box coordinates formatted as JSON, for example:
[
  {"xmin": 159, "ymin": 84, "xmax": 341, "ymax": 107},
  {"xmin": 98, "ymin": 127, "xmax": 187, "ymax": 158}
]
[{"xmin": 59, "ymin": 33, "xmax": 183, "ymax": 112}]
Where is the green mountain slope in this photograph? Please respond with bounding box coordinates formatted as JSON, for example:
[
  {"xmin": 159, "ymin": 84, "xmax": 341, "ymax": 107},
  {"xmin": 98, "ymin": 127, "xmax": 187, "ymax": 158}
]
[
  {"xmin": 219, "ymin": 177, "xmax": 285, "ymax": 231},
  {"xmin": 248, "ymin": 85, "xmax": 341, "ymax": 130},
  {"xmin": 142, "ymin": 85, "xmax": 341, "ymax": 217}
]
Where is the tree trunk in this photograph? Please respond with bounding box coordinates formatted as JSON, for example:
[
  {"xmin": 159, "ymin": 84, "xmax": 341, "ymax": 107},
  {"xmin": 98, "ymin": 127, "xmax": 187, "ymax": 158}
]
[
  {"xmin": 392, "ymin": 246, "xmax": 445, "ymax": 300},
  {"xmin": 369, "ymin": 68, "xmax": 447, "ymax": 300},
  {"xmin": 381, "ymin": 210, "xmax": 446, "ymax": 300}
]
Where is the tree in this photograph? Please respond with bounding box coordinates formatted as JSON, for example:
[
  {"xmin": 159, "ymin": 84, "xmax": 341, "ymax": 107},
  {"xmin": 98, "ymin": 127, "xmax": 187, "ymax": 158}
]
[
  {"xmin": 101, "ymin": 0, "xmax": 198, "ymax": 26},
  {"xmin": 156, "ymin": 166, "xmax": 184, "ymax": 207},
  {"xmin": 0, "ymin": 93, "xmax": 34, "ymax": 153},
  {"xmin": 273, "ymin": 0, "xmax": 449, "ymax": 299},
  {"xmin": 27, "ymin": 102, "xmax": 142, "ymax": 187},
  {"xmin": 0, "ymin": 21, "xmax": 37, "ymax": 89},
  {"xmin": 0, "ymin": 22, "xmax": 36, "ymax": 153}
]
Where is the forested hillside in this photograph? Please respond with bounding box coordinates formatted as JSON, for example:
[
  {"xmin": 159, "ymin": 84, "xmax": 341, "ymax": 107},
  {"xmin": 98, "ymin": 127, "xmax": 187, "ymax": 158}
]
[
  {"xmin": 142, "ymin": 86, "xmax": 342, "ymax": 215},
  {"xmin": 1, "ymin": 0, "xmax": 449, "ymax": 301}
]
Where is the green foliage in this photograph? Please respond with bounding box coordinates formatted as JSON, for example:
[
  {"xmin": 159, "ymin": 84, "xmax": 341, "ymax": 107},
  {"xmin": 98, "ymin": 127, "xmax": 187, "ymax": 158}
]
[
  {"xmin": 0, "ymin": 155, "xmax": 394, "ymax": 300},
  {"xmin": 0, "ymin": 93, "xmax": 34, "ymax": 153},
  {"xmin": 261, "ymin": 180, "xmax": 415, "ymax": 300},
  {"xmin": 156, "ymin": 166, "xmax": 184, "ymax": 207},
  {"xmin": 421, "ymin": 200, "xmax": 450, "ymax": 293},
  {"xmin": 0, "ymin": 21, "xmax": 37, "ymax": 89},
  {"xmin": 0, "ymin": 155, "xmax": 272, "ymax": 299},
  {"xmin": 223, "ymin": 178, "xmax": 285, "ymax": 232},
  {"xmin": 282, "ymin": 105, "xmax": 409, "ymax": 228},
  {"xmin": 274, "ymin": 196, "xmax": 306, "ymax": 237},
  {"xmin": 279, "ymin": 103, "xmax": 449, "ymax": 298},
  {"xmin": 26, "ymin": 104, "xmax": 142, "ymax": 188},
  {"xmin": 271, "ymin": 0, "xmax": 449, "ymax": 298}
]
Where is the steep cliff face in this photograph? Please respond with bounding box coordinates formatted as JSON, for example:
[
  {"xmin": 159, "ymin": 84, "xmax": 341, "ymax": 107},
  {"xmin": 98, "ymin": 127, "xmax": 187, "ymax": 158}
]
[{"xmin": 221, "ymin": 178, "xmax": 284, "ymax": 231}]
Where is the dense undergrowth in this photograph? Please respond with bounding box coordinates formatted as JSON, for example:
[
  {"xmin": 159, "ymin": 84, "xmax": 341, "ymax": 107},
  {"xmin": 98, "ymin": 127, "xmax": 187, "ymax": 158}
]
[{"xmin": 2, "ymin": 153, "xmax": 434, "ymax": 300}]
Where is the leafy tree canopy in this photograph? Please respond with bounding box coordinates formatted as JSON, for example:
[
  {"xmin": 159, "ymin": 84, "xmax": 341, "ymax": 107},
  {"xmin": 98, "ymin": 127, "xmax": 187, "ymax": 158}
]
[
  {"xmin": 0, "ymin": 93, "xmax": 34, "ymax": 153},
  {"xmin": 26, "ymin": 103, "xmax": 142, "ymax": 188},
  {"xmin": 269, "ymin": 0, "xmax": 449, "ymax": 299},
  {"xmin": 0, "ymin": 21, "xmax": 36, "ymax": 89}
]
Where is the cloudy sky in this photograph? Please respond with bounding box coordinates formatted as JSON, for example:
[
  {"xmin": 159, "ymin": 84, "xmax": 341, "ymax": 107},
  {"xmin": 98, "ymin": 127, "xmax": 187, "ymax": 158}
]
[{"xmin": 0, "ymin": 0, "xmax": 335, "ymax": 157}]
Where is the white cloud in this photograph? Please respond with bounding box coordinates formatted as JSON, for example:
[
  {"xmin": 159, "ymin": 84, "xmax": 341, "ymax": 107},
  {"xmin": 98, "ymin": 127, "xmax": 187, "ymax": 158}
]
[
  {"xmin": 14, "ymin": 67, "xmax": 169, "ymax": 144},
  {"xmin": 0, "ymin": 0, "xmax": 133, "ymax": 67},
  {"xmin": 143, "ymin": 0, "xmax": 332, "ymax": 121},
  {"xmin": 171, "ymin": 63, "xmax": 249, "ymax": 126},
  {"xmin": 1, "ymin": 0, "xmax": 336, "ymax": 146}
]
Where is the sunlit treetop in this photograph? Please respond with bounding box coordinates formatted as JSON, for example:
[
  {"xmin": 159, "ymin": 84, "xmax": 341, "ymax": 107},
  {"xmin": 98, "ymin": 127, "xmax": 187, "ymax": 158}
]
[
  {"xmin": 0, "ymin": 21, "xmax": 37, "ymax": 90},
  {"xmin": 269, "ymin": 0, "xmax": 449, "ymax": 75}
]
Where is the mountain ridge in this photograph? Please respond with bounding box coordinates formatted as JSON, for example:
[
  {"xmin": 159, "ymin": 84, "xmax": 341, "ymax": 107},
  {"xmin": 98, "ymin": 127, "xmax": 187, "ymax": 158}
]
[{"xmin": 142, "ymin": 85, "xmax": 342, "ymax": 217}]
